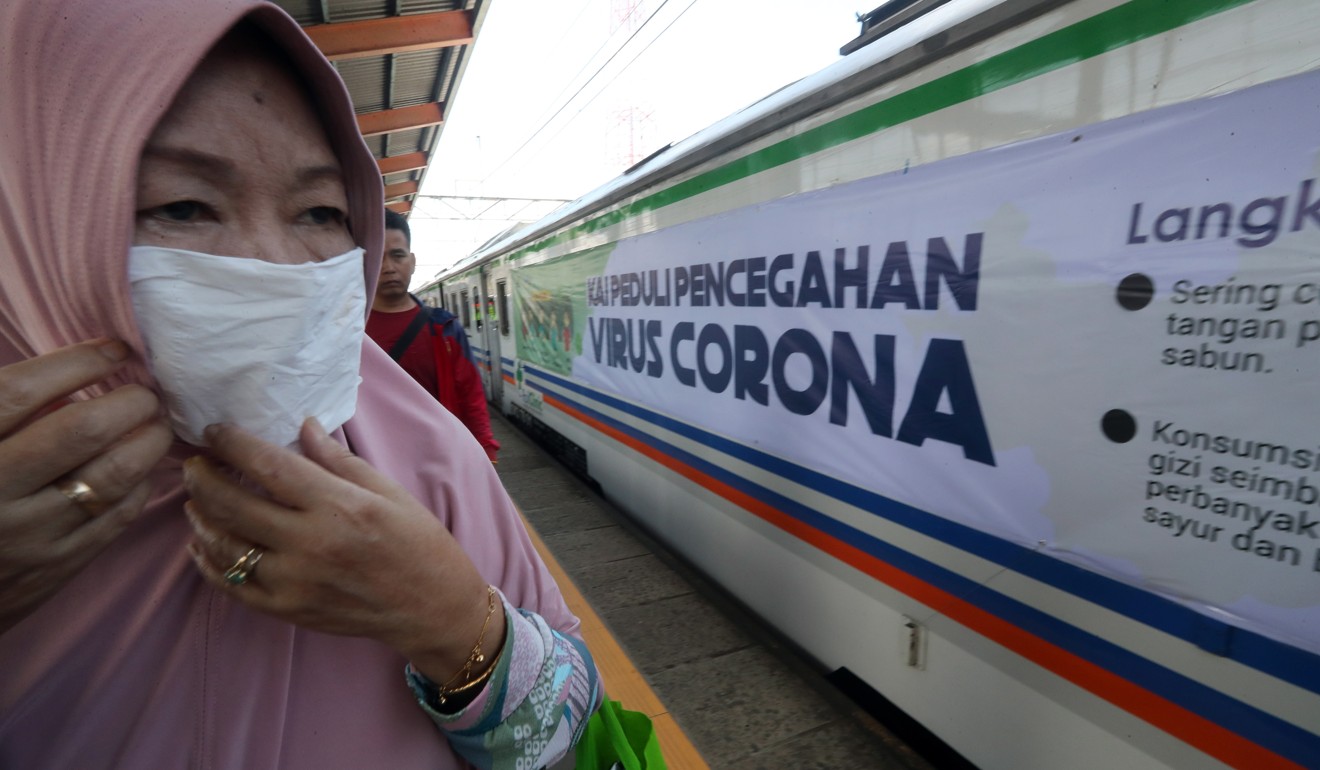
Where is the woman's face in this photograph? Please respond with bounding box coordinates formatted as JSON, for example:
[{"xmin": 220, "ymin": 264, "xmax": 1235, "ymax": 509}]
[{"xmin": 134, "ymin": 37, "xmax": 355, "ymax": 263}]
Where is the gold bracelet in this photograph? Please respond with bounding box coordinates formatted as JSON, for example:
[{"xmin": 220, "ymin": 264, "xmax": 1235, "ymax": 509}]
[
  {"xmin": 436, "ymin": 639, "xmax": 505, "ymax": 704},
  {"xmin": 436, "ymin": 585, "xmax": 500, "ymax": 704}
]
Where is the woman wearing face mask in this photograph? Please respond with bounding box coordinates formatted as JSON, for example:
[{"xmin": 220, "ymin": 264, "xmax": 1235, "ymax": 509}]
[{"xmin": 0, "ymin": 2, "xmax": 601, "ymax": 768}]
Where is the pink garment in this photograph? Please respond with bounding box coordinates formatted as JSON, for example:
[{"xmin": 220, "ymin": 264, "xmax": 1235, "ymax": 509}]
[{"xmin": 0, "ymin": 1, "xmax": 580, "ymax": 768}]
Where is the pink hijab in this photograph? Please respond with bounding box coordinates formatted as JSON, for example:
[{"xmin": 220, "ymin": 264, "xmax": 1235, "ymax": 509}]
[{"xmin": 0, "ymin": 2, "xmax": 578, "ymax": 767}]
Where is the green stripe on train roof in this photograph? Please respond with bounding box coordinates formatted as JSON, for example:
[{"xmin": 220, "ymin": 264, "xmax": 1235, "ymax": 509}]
[{"xmin": 505, "ymin": 0, "xmax": 1256, "ymax": 262}]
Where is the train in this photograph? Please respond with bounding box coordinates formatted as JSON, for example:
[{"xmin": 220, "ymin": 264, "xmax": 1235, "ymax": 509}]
[{"xmin": 420, "ymin": 1, "xmax": 1320, "ymax": 767}]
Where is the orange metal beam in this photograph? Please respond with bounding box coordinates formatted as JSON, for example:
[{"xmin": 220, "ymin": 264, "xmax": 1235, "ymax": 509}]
[
  {"xmin": 305, "ymin": 10, "xmax": 473, "ymax": 61},
  {"xmin": 386, "ymin": 200, "xmax": 412, "ymax": 215},
  {"xmin": 377, "ymin": 151, "xmax": 428, "ymax": 175},
  {"xmin": 384, "ymin": 180, "xmax": 420, "ymax": 200},
  {"xmin": 357, "ymin": 102, "xmax": 443, "ymax": 137}
]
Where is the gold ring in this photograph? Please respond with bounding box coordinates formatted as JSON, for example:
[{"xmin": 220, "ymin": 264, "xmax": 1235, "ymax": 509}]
[
  {"xmin": 223, "ymin": 546, "xmax": 264, "ymax": 586},
  {"xmin": 56, "ymin": 478, "xmax": 99, "ymax": 508}
]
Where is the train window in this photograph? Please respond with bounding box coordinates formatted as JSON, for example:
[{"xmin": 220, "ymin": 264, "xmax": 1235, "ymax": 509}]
[
  {"xmin": 496, "ymin": 280, "xmax": 510, "ymax": 336},
  {"xmin": 460, "ymin": 290, "xmax": 470, "ymax": 328}
]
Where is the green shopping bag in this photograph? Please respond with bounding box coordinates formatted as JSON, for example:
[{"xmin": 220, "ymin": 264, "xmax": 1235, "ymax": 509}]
[{"xmin": 574, "ymin": 698, "xmax": 668, "ymax": 770}]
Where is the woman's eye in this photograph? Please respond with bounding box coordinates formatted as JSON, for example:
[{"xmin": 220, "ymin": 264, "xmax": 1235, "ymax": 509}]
[
  {"xmin": 154, "ymin": 201, "xmax": 206, "ymax": 222},
  {"xmin": 304, "ymin": 206, "xmax": 346, "ymax": 225}
]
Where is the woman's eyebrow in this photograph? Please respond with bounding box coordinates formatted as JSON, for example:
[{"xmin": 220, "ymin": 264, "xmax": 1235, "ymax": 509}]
[
  {"xmin": 140, "ymin": 145, "xmax": 237, "ymax": 182},
  {"xmin": 297, "ymin": 165, "xmax": 346, "ymax": 186},
  {"xmin": 139, "ymin": 148, "xmax": 341, "ymax": 189}
]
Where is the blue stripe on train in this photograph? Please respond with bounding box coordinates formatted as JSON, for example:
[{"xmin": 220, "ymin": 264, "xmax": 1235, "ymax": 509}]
[{"xmin": 518, "ymin": 364, "xmax": 1320, "ymax": 766}]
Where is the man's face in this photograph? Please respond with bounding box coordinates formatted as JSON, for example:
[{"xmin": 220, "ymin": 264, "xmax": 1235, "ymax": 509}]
[{"xmin": 377, "ymin": 228, "xmax": 416, "ymax": 302}]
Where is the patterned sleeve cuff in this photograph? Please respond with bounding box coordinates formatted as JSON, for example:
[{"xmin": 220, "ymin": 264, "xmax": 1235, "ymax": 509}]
[{"xmin": 404, "ymin": 590, "xmax": 602, "ymax": 769}]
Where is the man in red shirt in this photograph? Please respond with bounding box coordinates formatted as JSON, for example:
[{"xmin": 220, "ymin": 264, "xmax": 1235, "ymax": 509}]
[{"xmin": 366, "ymin": 209, "xmax": 500, "ymax": 462}]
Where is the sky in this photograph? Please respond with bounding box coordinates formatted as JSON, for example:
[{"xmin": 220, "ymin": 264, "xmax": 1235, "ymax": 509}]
[{"xmin": 408, "ymin": 0, "xmax": 876, "ymax": 283}]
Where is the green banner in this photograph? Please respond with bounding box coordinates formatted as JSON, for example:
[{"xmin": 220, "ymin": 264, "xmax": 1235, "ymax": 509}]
[{"xmin": 512, "ymin": 245, "xmax": 613, "ymax": 375}]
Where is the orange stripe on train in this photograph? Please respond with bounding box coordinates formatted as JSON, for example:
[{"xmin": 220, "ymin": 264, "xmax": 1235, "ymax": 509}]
[{"xmin": 540, "ymin": 392, "xmax": 1302, "ymax": 770}]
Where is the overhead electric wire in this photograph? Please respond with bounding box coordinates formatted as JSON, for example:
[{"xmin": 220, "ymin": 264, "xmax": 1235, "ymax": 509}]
[
  {"xmin": 527, "ymin": 0, "xmax": 647, "ymax": 135},
  {"xmin": 481, "ymin": 0, "xmax": 699, "ymax": 184},
  {"xmin": 481, "ymin": 0, "xmax": 675, "ymax": 181},
  {"xmin": 519, "ymin": 0, "xmax": 701, "ymax": 161}
]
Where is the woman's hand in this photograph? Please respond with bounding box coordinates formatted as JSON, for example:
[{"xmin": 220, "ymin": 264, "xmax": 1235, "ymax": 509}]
[
  {"xmin": 0, "ymin": 340, "xmax": 173, "ymax": 635},
  {"xmin": 184, "ymin": 418, "xmax": 504, "ymax": 684}
]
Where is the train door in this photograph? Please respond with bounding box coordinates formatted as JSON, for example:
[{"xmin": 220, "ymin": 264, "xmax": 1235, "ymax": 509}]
[
  {"xmin": 480, "ymin": 269, "xmax": 504, "ymax": 405},
  {"xmin": 492, "ymin": 274, "xmax": 511, "ymax": 409},
  {"xmin": 462, "ymin": 283, "xmax": 484, "ymax": 397},
  {"xmin": 470, "ymin": 271, "xmax": 492, "ymax": 400}
]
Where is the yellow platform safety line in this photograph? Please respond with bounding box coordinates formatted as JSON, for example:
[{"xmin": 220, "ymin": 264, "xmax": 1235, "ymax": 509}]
[{"xmin": 518, "ymin": 512, "xmax": 710, "ymax": 770}]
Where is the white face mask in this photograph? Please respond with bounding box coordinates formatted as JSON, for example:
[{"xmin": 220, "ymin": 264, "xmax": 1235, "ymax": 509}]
[{"xmin": 127, "ymin": 245, "xmax": 367, "ymax": 448}]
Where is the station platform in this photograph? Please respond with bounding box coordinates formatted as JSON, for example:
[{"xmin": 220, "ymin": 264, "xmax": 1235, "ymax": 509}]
[{"xmin": 489, "ymin": 409, "xmax": 937, "ymax": 770}]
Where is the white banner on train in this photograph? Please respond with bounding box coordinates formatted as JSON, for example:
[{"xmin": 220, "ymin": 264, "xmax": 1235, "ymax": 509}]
[{"xmin": 511, "ymin": 70, "xmax": 1320, "ymax": 651}]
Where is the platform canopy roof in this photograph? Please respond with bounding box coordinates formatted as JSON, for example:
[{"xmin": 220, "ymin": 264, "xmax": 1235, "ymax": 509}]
[{"xmin": 269, "ymin": 0, "xmax": 489, "ymax": 216}]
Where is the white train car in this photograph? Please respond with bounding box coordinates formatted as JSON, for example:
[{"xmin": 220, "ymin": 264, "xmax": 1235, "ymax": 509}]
[{"xmin": 428, "ymin": 1, "xmax": 1320, "ymax": 767}]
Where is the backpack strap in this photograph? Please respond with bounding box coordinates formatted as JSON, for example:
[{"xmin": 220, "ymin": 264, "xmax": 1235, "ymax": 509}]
[{"xmin": 388, "ymin": 306, "xmax": 432, "ymax": 361}]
